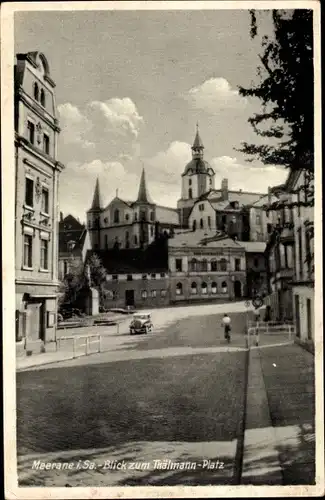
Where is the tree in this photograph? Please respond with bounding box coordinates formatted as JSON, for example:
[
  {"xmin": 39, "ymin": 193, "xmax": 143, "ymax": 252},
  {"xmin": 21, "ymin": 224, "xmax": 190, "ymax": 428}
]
[
  {"xmin": 237, "ymin": 9, "xmax": 313, "ymax": 174},
  {"xmin": 87, "ymin": 253, "xmax": 107, "ymax": 288}
]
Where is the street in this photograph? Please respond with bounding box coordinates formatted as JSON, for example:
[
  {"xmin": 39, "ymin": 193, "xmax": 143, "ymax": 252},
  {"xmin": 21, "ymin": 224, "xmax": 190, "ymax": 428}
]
[{"xmin": 17, "ymin": 306, "xmax": 249, "ymax": 486}]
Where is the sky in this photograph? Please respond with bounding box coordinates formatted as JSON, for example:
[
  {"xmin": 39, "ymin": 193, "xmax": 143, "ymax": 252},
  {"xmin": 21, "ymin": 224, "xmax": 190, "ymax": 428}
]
[{"xmin": 14, "ymin": 7, "xmax": 290, "ymax": 222}]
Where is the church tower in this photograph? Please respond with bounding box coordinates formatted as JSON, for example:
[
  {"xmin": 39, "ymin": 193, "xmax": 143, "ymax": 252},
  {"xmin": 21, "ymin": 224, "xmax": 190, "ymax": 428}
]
[
  {"xmin": 87, "ymin": 177, "xmax": 102, "ymax": 249},
  {"xmin": 177, "ymin": 125, "xmax": 215, "ymax": 227},
  {"xmin": 133, "ymin": 168, "xmax": 156, "ymax": 248}
]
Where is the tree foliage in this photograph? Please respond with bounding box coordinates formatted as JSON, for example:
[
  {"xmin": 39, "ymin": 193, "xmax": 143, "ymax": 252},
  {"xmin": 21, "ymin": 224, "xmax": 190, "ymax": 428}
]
[{"xmin": 237, "ymin": 9, "xmax": 314, "ymax": 172}]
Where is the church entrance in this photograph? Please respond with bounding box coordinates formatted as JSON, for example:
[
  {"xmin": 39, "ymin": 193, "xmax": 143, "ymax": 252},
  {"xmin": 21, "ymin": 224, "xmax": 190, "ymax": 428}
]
[
  {"xmin": 234, "ymin": 281, "xmax": 242, "ymax": 298},
  {"xmin": 125, "ymin": 289, "xmax": 135, "ymax": 307}
]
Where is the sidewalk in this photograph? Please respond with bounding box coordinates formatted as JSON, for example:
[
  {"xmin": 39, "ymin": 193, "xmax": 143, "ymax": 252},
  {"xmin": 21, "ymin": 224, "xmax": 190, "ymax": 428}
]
[{"xmin": 242, "ymin": 342, "xmax": 315, "ymax": 485}]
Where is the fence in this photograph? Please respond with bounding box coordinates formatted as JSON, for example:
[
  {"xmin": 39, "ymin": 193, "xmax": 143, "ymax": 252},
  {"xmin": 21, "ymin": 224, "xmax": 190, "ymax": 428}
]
[
  {"xmin": 56, "ymin": 334, "xmax": 102, "ymax": 359},
  {"xmin": 247, "ymin": 322, "xmax": 295, "ymax": 348}
]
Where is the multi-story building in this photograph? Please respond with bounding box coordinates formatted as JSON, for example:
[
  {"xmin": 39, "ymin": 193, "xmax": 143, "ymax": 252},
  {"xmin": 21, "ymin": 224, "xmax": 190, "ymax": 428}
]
[
  {"xmin": 15, "ymin": 52, "xmax": 64, "ymax": 352},
  {"xmin": 168, "ymin": 230, "xmax": 247, "ymax": 303},
  {"xmin": 87, "ymin": 169, "xmax": 179, "ymax": 251},
  {"xmin": 58, "ymin": 213, "xmax": 90, "ymax": 281},
  {"xmin": 264, "ymin": 182, "xmax": 295, "ymax": 321},
  {"xmin": 290, "ymin": 169, "xmax": 314, "ymax": 343}
]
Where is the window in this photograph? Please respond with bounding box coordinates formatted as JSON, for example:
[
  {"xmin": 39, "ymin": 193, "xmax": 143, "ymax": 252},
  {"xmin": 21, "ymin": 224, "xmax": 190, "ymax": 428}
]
[
  {"xmin": 150, "ymin": 226, "xmax": 154, "ymax": 236},
  {"xmin": 209, "ymin": 178, "xmax": 212, "ymax": 185},
  {"xmin": 124, "ymin": 213, "xmax": 129, "ymax": 222},
  {"xmin": 267, "ymin": 223, "xmax": 273, "ymax": 234},
  {"xmin": 43, "ymin": 134, "xmax": 50, "ymax": 155},
  {"xmin": 200, "ymin": 218, "xmax": 204, "ymax": 229},
  {"xmin": 23, "ymin": 234, "xmax": 33, "ymax": 268},
  {"xmin": 142, "ymin": 274, "xmax": 148, "ymax": 280},
  {"xmin": 211, "ymin": 282, "xmax": 217, "ymax": 294},
  {"xmin": 235, "ymin": 258, "xmax": 241, "ymax": 271},
  {"xmin": 150, "ymin": 211, "xmax": 154, "ymax": 221},
  {"xmin": 104, "ymin": 235, "xmax": 108, "ymax": 248},
  {"xmin": 189, "ymin": 188, "xmax": 193, "ymax": 199},
  {"xmin": 40, "ymin": 89, "xmax": 45, "ymax": 107},
  {"xmin": 221, "ymin": 281, "xmax": 228, "ymax": 293},
  {"xmin": 140, "ymin": 210, "xmax": 146, "ymax": 221},
  {"xmin": 112, "ymin": 274, "xmax": 118, "ymax": 281},
  {"xmin": 41, "ymin": 187, "xmax": 49, "ymax": 214},
  {"xmin": 256, "ymin": 213, "xmax": 261, "ymax": 224},
  {"xmin": 125, "ymin": 231, "xmax": 129, "ymax": 241},
  {"xmin": 40, "ymin": 239, "xmax": 49, "ymax": 270},
  {"xmin": 33, "ymin": 82, "xmax": 39, "ymax": 101},
  {"xmin": 208, "ymin": 216, "xmax": 211, "ymax": 229},
  {"xmin": 25, "ymin": 177, "xmax": 34, "ymax": 207},
  {"xmin": 189, "ymin": 179, "xmax": 192, "ymax": 186},
  {"xmin": 191, "ymin": 282, "xmax": 197, "ymax": 295},
  {"xmin": 199, "ymin": 204, "xmax": 204, "ymax": 212},
  {"xmin": 160, "ymin": 273, "xmax": 166, "ymax": 278},
  {"xmin": 192, "ymin": 220, "xmax": 197, "ymax": 231},
  {"xmin": 201, "ymin": 259, "xmax": 208, "ymax": 272},
  {"xmin": 114, "ymin": 209, "xmax": 120, "ymax": 223},
  {"xmin": 141, "ymin": 290, "xmax": 148, "ymax": 299},
  {"xmin": 254, "ymin": 257, "xmax": 259, "ymax": 268},
  {"xmin": 134, "ymin": 235, "xmax": 138, "ymax": 245},
  {"xmin": 151, "ymin": 290, "xmax": 157, "ymax": 298},
  {"xmin": 27, "ymin": 121, "xmax": 35, "ymax": 144},
  {"xmin": 63, "ymin": 261, "xmax": 68, "ymax": 276},
  {"xmin": 127, "ymin": 274, "xmax": 133, "ymax": 281},
  {"xmin": 104, "ymin": 217, "xmax": 109, "ymax": 224},
  {"xmin": 151, "ymin": 273, "xmax": 156, "ymax": 279},
  {"xmin": 211, "ymin": 260, "xmax": 217, "ymax": 272},
  {"xmin": 175, "ymin": 258, "xmax": 183, "ymax": 272},
  {"xmin": 176, "ymin": 282, "xmax": 183, "ymax": 295},
  {"xmin": 201, "ymin": 282, "xmax": 207, "ymax": 295},
  {"xmin": 220, "ymin": 259, "xmax": 227, "ymax": 272},
  {"xmin": 189, "ymin": 258, "xmax": 197, "ymax": 272},
  {"xmin": 161, "ymin": 289, "xmax": 167, "ymax": 297}
]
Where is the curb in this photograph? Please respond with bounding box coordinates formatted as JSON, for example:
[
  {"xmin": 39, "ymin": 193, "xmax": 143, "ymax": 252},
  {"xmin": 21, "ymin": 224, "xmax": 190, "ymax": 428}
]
[
  {"xmin": 16, "ymin": 354, "xmax": 75, "ymax": 372},
  {"xmin": 241, "ymin": 347, "xmax": 283, "ymax": 485}
]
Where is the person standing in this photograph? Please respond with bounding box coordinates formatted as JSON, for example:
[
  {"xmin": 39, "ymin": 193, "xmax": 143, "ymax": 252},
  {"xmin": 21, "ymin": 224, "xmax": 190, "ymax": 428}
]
[{"xmin": 222, "ymin": 314, "xmax": 231, "ymax": 343}]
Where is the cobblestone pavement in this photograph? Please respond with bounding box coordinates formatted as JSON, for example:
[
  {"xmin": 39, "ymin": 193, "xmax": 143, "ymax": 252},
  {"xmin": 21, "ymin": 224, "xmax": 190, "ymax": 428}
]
[{"xmin": 17, "ymin": 309, "xmax": 249, "ymax": 486}]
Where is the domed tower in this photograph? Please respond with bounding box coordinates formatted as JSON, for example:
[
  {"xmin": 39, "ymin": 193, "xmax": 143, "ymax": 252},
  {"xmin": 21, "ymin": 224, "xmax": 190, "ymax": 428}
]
[
  {"xmin": 87, "ymin": 177, "xmax": 102, "ymax": 249},
  {"xmin": 178, "ymin": 125, "xmax": 215, "ymax": 227}
]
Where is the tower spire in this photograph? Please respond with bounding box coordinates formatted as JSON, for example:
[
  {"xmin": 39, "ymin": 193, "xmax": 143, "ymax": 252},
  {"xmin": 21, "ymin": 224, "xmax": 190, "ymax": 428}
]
[
  {"xmin": 136, "ymin": 167, "xmax": 153, "ymax": 204},
  {"xmin": 192, "ymin": 123, "xmax": 204, "ymax": 158},
  {"xmin": 89, "ymin": 177, "xmax": 102, "ymax": 211}
]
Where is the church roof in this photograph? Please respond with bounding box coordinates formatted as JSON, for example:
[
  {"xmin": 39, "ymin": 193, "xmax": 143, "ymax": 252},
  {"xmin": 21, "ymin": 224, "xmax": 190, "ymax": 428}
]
[
  {"xmin": 156, "ymin": 206, "xmax": 179, "ymax": 225},
  {"xmin": 88, "ymin": 177, "xmax": 103, "ymax": 212},
  {"xmin": 135, "ymin": 168, "xmax": 154, "ymax": 204},
  {"xmin": 182, "ymin": 158, "xmax": 212, "ymax": 176},
  {"xmin": 192, "ymin": 128, "xmax": 204, "ymax": 149}
]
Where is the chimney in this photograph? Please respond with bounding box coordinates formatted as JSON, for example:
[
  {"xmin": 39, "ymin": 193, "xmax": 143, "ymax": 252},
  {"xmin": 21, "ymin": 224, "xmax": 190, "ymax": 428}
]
[
  {"xmin": 60, "ymin": 211, "xmax": 63, "ymax": 222},
  {"xmin": 221, "ymin": 178, "xmax": 228, "ymax": 200}
]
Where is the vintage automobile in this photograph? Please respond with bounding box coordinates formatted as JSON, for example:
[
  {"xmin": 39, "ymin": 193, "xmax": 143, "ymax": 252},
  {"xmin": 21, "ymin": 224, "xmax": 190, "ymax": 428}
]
[{"xmin": 129, "ymin": 313, "xmax": 153, "ymax": 335}]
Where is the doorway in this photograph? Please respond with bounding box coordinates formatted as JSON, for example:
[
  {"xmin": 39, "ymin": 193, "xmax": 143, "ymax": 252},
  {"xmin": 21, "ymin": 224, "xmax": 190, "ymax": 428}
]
[
  {"xmin": 234, "ymin": 280, "xmax": 242, "ymax": 298},
  {"xmin": 125, "ymin": 289, "xmax": 135, "ymax": 307}
]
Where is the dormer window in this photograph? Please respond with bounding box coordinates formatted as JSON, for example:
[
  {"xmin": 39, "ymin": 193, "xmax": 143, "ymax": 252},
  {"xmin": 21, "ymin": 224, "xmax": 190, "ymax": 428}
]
[{"xmin": 33, "ymin": 82, "xmax": 39, "ymax": 101}]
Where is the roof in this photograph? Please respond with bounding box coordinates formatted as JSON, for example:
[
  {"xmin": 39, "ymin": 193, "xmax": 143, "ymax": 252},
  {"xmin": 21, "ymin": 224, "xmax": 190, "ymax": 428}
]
[
  {"xmin": 238, "ymin": 241, "xmax": 267, "ymax": 253},
  {"xmin": 59, "ymin": 220, "xmax": 87, "ymax": 255},
  {"xmin": 135, "ymin": 168, "xmax": 154, "ymax": 204},
  {"xmin": 183, "ymin": 158, "xmax": 213, "ymax": 176},
  {"xmin": 251, "ymin": 194, "xmax": 279, "ymax": 208},
  {"xmin": 85, "ymin": 241, "xmax": 169, "ymax": 274},
  {"xmin": 192, "ymin": 128, "xmax": 204, "ymax": 149},
  {"xmin": 88, "ymin": 177, "xmax": 103, "ymax": 212},
  {"xmin": 206, "ymin": 189, "xmax": 266, "ymax": 207},
  {"xmin": 156, "ymin": 206, "xmax": 179, "ymax": 225},
  {"xmin": 168, "ymin": 229, "xmax": 243, "ymax": 249}
]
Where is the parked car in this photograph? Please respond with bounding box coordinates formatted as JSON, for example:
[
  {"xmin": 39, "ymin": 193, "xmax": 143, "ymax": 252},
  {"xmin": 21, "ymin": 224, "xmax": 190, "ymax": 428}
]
[
  {"xmin": 129, "ymin": 313, "xmax": 153, "ymax": 335},
  {"xmin": 58, "ymin": 306, "xmax": 84, "ymax": 320}
]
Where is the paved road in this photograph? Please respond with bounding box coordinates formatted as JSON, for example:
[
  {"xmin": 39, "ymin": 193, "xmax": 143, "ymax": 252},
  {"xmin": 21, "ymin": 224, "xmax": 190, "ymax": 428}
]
[{"xmin": 17, "ymin": 308, "xmax": 249, "ymax": 486}]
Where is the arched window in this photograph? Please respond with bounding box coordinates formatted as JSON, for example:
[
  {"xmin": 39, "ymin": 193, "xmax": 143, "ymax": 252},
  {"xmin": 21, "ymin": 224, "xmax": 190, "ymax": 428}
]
[
  {"xmin": 211, "ymin": 282, "xmax": 217, "ymax": 294},
  {"xmin": 150, "ymin": 211, "xmax": 154, "ymax": 221},
  {"xmin": 220, "ymin": 258, "xmax": 227, "ymax": 272},
  {"xmin": 189, "ymin": 179, "xmax": 192, "ymax": 186},
  {"xmin": 189, "ymin": 188, "xmax": 193, "ymax": 199},
  {"xmin": 176, "ymin": 282, "xmax": 183, "ymax": 295},
  {"xmin": 33, "ymin": 82, "xmax": 39, "ymax": 101},
  {"xmin": 125, "ymin": 213, "xmax": 129, "ymax": 221},
  {"xmin": 211, "ymin": 259, "xmax": 217, "ymax": 272},
  {"xmin": 221, "ymin": 281, "xmax": 228, "ymax": 293},
  {"xmin": 40, "ymin": 89, "xmax": 45, "ymax": 107},
  {"xmin": 191, "ymin": 282, "xmax": 197, "ymax": 295},
  {"xmin": 201, "ymin": 259, "xmax": 208, "ymax": 272},
  {"xmin": 114, "ymin": 209, "xmax": 119, "ymax": 223},
  {"xmin": 189, "ymin": 258, "xmax": 197, "ymax": 272},
  {"xmin": 200, "ymin": 218, "xmax": 204, "ymax": 229},
  {"xmin": 201, "ymin": 282, "xmax": 207, "ymax": 295},
  {"xmin": 192, "ymin": 220, "xmax": 197, "ymax": 231}
]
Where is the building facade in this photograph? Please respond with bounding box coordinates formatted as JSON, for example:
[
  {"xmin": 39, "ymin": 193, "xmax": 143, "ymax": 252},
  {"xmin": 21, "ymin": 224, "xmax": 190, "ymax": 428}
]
[
  {"xmin": 168, "ymin": 230, "xmax": 247, "ymax": 304},
  {"xmin": 58, "ymin": 213, "xmax": 90, "ymax": 281},
  {"xmin": 15, "ymin": 52, "xmax": 64, "ymax": 351}
]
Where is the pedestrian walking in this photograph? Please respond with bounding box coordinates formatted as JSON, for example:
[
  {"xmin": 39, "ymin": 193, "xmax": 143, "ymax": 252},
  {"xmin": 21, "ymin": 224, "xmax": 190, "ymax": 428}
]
[{"xmin": 222, "ymin": 314, "xmax": 231, "ymax": 343}]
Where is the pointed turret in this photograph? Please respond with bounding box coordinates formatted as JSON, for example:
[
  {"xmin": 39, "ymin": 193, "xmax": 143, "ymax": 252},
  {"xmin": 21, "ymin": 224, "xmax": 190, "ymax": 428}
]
[
  {"xmin": 136, "ymin": 168, "xmax": 154, "ymax": 204},
  {"xmin": 89, "ymin": 177, "xmax": 102, "ymax": 212},
  {"xmin": 191, "ymin": 123, "xmax": 204, "ymax": 159}
]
